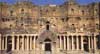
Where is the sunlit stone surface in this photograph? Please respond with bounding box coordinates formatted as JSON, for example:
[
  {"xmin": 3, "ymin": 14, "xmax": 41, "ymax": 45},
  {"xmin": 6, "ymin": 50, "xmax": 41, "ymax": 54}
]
[{"xmin": 0, "ymin": 0, "xmax": 100, "ymax": 54}]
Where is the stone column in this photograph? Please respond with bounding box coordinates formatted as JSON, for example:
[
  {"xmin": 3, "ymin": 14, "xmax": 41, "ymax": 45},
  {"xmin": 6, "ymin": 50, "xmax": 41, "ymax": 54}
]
[
  {"xmin": 64, "ymin": 36, "xmax": 66, "ymax": 50},
  {"xmin": 67, "ymin": 36, "xmax": 69, "ymax": 50},
  {"xmin": 91, "ymin": 36, "xmax": 93, "ymax": 50},
  {"xmin": 17, "ymin": 36, "xmax": 19, "ymax": 50},
  {"xmin": 5, "ymin": 36, "xmax": 7, "ymax": 50},
  {"xmin": 94, "ymin": 36, "xmax": 97, "ymax": 50},
  {"xmin": 22, "ymin": 36, "xmax": 24, "ymax": 50},
  {"xmin": 0, "ymin": 35, "xmax": 1, "ymax": 50},
  {"xmin": 30, "ymin": 36, "xmax": 32, "ymax": 50},
  {"xmin": 27, "ymin": 36, "xmax": 29, "ymax": 50},
  {"xmin": 81, "ymin": 36, "xmax": 84, "ymax": 50},
  {"xmin": 2, "ymin": 37, "xmax": 4, "ymax": 50},
  {"xmin": 12, "ymin": 36, "xmax": 15, "ymax": 50},
  {"xmin": 88, "ymin": 36, "xmax": 91, "ymax": 51},
  {"xmin": 34, "ymin": 36, "xmax": 36, "ymax": 50},
  {"xmin": 60, "ymin": 36, "xmax": 62, "ymax": 50},
  {"xmin": 76, "ymin": 36, "xmax": 79, "ymax": 50},
  {"xmin": 72, "ymin": 36, "xmax": 74, "ymax": 50}
]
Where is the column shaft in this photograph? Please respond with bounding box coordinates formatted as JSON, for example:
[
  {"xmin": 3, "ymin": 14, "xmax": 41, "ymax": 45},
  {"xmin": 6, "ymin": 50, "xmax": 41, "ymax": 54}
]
[
  {"xmin": 34, "ymin": 36, "xmax": 35, "ymax": 50},
  {"xmin": 27, "ymin": 36, "xmax": 29, "ymax": 50},
  {"xmin": 12, "ymin": 36, "xmax": 15, "ymax": 50},
  {"xmin": 17, "ymin": 36, "xmax": 19, "ymax": 50},
  {"xmin": 0, "ymin": 35, "xmax": 1, "ymax": 50},
  {"xmin": 72, "ymin": 36, "xmax": 74, "ymax": 50},
  {"xmin": 76, "ymin": 36, "xmax": 79, "ymax": 50},
  {"xmin": 60, "ymin": 36, "xmax": 62, "ymax": 50},
  {"xmin": 94, "ymin": 36, "xmax": 97, "ymax": 50},
  {"xmin": 88, "ymin": 36, "xmax": 90, "ymax": 51},
  {"xmin": 22, "ymin": 36, "xmax": 24, "ymax": 50},
  {"xmin": 5, "ymin": 36, "xmax": 7, "ymax": 50},
  {"xmin": 81, "ymin": 36, "xmax": 84, "ymax": 50},
  {"xmin": 30, "ymin": 36, "xmax": 32, "ymax": 50},
  {"xmin": 67, "ymin": 36, "xmax": 69, "ymax": 50},
  {"xmin": 2, "ymin": 37, "xmax": 4, "ymax": 50},
  {"xmin": 64, "ymin": 36, "xmax": 66, "ymax": 50}
]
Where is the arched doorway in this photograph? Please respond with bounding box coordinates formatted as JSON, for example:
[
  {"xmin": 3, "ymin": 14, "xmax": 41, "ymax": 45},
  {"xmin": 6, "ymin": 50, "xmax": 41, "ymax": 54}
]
[{"xmin": 44, "ymin": 38, "xmax": 51, "ymax": 51}]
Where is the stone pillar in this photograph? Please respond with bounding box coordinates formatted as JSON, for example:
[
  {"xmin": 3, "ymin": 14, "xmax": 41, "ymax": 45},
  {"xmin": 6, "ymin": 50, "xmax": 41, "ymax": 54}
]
[
  {"xmin": 76, "ymin": 36, "xmax": 79, "ymax": 50},
  {"xmin": 91, "ymin": 36, "xmax": 93, "ymax": 50},
  {"xmin": 12, "ymin": 36, "xmax": 15, "ymax": 50},
  {"xmin": 30, "ymin": 36, "xmax": 32, "ymax": 50},
  {"xmin": 27, "ymin": 36, "xmax": 29, "ymax": 50},
  {"xmin": 88, "ymin": 36, "xmax": 91, "ymax": 51},
  {"xmin": 0, "ymin": 35, "xmax": 1, "ymax": 50},
  {"xmin": 72, "ymin": 36, "xmax": 74, "ymax": 50},
  {"xmin": 81, "ymin": 36, "xmax": 84, "ymax": 50},
  {"xmin": 34, "ymin": 36, "xmax": 36, "ymax": 50},
  {"xmin": 2, "ymin": 37, "xmax": 4, "ymax": 50},
  {"xmin": 94, "ymin": 36, "xmax": 97, "ymax": 50},
  {"xmin": 22, "ymin": 36, "xmax": 24, "ymax": 50},
  {"xmin": 60, "ymin": 36, "xmax": 62, "ymax": 50},
  {"xmin": 17, "ymin": 36, "xmax": 19, "ymax": 50},
  {"xmin": 67, "ymin": 36, "xmax": 69, "ymax": 50},
  {"xmin": 5, "ymin": 36, "xmax": 7, "ymax": 50},
  {"xmin": 64, "ymin": 36, "xmax": 66, "ymax": 50}
]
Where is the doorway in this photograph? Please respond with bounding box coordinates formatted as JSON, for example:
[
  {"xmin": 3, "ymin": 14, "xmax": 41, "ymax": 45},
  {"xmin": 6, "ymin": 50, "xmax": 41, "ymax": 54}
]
[
  {"xmin": 44, "ymin": 38, "xmax": 52, "ymax": 52},
  {"xmin": 45, "ymin": 43, "xmax": 51, "ymax": 51}
]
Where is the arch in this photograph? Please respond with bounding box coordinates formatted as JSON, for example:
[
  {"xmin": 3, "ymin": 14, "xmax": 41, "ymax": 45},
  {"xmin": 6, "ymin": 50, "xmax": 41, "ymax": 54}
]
[{"xmin": 44, "ymin": 38, "xmax": 51, "ymax": 42}]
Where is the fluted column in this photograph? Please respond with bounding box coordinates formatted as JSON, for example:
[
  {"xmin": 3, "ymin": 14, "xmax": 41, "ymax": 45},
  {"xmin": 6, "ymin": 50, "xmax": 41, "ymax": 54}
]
[
  {"xmin": 76, "ymin": 36, "xmax": 79, "ymax": 50},
  {"xmin": 60, "ymin": 36, "xmax": 62, "ymax": 50},
  {"xmin": 67, "ymin": 36, "xmax": 69, "ymax": 50},
  {"xmin": 17, "ymin": 36, "xmax": 19, "ymax": 50},
  {"xmin": 64, "ymin": 36, "xmax": 66, "ymax": 50},
  {"xmin": 94, "ymin": 36, "xmax": 97, "ymax": 50},
  {"xmin": 22, "ymin": 36, "xmax": 24, "ymax": 50},
  {"xmin": 27, "ymin": 36, "xmax": 29, "ymax": 50},
  {"xmin": 88, "ymin": 36, "xmax": 90, "ymax": 51},
  {"xmin": 0, "ymin": 35, "xmax": 1, "ymax": 50},
  {"xmin": 81, "ymin": 36, "xmax": 84, "ymax": 50},
  {"xmin": 30, "ymin": 36, "xmax": 32, "ymax": 50},
  {"xmin": 12, "ymin": 36, "xmax": 15, "ymax": 50}
]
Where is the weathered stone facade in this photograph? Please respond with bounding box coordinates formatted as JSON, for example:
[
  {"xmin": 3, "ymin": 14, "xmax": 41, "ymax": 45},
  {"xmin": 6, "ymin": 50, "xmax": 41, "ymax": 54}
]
[{"xmin": 0, "ymin": 0, "xmax": 100, "ymax": 54}]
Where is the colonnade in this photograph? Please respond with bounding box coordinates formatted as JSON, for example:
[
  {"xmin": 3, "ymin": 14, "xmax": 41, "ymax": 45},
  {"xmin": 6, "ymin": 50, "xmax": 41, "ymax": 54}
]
[
  {"xmin": 0, "ymin": 34, "xmax": 38, "ymax": 51},
  {"xmin": 58, "ymin": 35, "xmax": 97, "ymax": 51},
  {"xmin": 0, "ymin": 34, "xmax": 98, "ymax": 52}
]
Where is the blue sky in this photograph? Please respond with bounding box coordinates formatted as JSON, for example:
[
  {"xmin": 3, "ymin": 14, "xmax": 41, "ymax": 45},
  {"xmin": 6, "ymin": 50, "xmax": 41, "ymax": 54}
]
[{"xmin": 0, "ymin": 0, "xmax": 100, "ymax": 5}]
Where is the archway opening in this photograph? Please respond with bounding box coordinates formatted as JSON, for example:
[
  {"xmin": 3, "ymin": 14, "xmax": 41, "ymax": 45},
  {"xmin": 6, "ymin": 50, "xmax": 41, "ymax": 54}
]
[{"xmin": 44, "ymin": 38, "xmax": 51, "ymax": 51}]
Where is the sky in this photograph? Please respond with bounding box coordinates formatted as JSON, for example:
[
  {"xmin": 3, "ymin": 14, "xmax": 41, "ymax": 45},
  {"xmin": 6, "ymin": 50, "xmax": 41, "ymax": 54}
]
[{"xmin": 0, "ymin": 0, "xmax": 100, "ymax": 5}]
